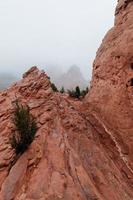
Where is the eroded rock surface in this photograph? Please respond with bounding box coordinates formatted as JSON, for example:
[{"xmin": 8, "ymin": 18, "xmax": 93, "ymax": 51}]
[
  {"xmin": 87, "ymin": 0, "xmax": 133, "ymax": 192},
  {"xmin": 0, "ymin": 1, "xmax": 133, "ymax": 199},
  {"xmin": 0, "ymin": 65, "xmax": 132, "ymax": 200}
]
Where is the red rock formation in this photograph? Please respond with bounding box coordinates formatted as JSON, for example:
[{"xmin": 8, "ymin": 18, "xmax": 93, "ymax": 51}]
[
  {"xmin": 88, "ymin": 0, "xmax": 133, "ymax": 176},
  {"xmin": 0, "ymin": 1, "xmax": 133, "ymax": 200},
  {"xmin": 0, "ymin": 65, "xmax": 132, "ymax": 200}
]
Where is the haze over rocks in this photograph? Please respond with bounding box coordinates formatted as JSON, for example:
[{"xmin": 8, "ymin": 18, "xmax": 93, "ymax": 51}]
[
  {"xmin": 0, "ymin": 73, "xmax": 17, "ymax": 90},
  {"xmin": 0, "ymin": 0, "xmax": 133, "ymax": 200},
  {"xmin": 46, "ymin": 65, "xmax": 88, "ymax": 90},
  {"xmin": 0, "ymin": 65, "xmax": 88, "ymax": 91}
]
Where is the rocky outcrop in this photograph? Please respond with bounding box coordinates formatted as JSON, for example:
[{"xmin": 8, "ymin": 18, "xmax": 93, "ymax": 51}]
[
  {"xmin": 0, "ymin": 0, "xmax": 133, "ymax": 199},
  {"xmin": 87, "ymin": 0, "xmax": 133, "ymax": 186},
  {"xmin": 115, "ymin": 0, "xmax": 133, "ymax": 15},
  {"xmin": 0, "ymin": 66, "xmax": 132, "ymax": 200}
]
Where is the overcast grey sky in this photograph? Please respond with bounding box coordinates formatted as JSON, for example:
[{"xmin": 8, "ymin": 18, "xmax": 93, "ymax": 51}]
[{"xmin": 0, "ymin": 0, "xmax": 117, "ymax": 79}]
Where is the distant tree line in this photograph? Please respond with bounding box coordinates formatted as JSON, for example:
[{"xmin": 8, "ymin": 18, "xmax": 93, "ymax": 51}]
[
  {"xmin": 67, "ymin": 86, "xmax": 89, "ymax": 99},
  {"xmin": 49, "ymin": 75, "xmax": 89, "ymax": 98}
]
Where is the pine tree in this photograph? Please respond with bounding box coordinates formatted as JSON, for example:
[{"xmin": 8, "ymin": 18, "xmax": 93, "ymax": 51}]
[
  {"xmin": 75, "ymin": 86, "xmax": 81, "ymax": 99},
  {"xmin": 60, "ymin": 86, "xmax": 65, "ymax": 93},
  {"xmin": 51, "ymin": 83, "xmax": 58, "ymax": 92}
]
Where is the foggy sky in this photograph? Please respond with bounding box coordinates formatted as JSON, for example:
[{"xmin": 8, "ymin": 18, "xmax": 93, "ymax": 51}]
[{"xmin": 0, "ymin": 0, "xmax": 117, "ymax": 79}]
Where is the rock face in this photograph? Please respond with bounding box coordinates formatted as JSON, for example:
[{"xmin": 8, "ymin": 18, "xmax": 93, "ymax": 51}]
[
  {"xmin": 0, "ymin": 64, "xmax": 132, "ymax": 200},
  {"xmin": 88, "ymin": 0, "xmax": 133, "ymax": 175},
  {"xmin": 0, "ymin": 1, "xmax": 133, "ymax": 200}
]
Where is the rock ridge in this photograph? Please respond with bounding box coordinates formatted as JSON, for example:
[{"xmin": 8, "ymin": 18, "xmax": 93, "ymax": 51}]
[
  {"xmin": 0, "ymin": 65, "xmax": 132, "ymax": 199},
  {"xmin": 0, "ymin": 0, "xmax": 133, "ymax": 199}
]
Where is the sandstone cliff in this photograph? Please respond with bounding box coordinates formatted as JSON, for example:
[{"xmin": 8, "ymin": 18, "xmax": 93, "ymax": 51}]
[
  {"xmin": 88, "ymin": 0, "xmax": 133, "ymax": 176},
  {"xmin": 0, "ymin": 0, "xmax": 133, "ymax": 200}
]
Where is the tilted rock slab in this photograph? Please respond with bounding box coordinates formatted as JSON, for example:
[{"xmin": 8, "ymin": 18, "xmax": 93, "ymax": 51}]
[
  {"xmin": 0, "ymin": 1, "xmax": 133, "ymax": 199},
  {"xmin": 0, "ymin": 66, "xmax": 132, "ymax": 200}
]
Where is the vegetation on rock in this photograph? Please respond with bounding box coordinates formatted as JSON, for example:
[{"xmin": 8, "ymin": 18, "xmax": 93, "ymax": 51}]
[
  {"xmin": 51, "ymin": 83, "xmax": 58, "ymax": 92},
  {"xmin": 68, "ymin": 86, "xmax": 89, "ymax": 99},
  {"xmin": 60, "ymin": 86, "xmax": 65, "ymax": 93},
  {"xmin": 10, "ymin": 101, "xmax": 38, "ymax": 155},
  {"xmin": 80, "ymin": 87, "xmax": 89, "ymax": 98}
]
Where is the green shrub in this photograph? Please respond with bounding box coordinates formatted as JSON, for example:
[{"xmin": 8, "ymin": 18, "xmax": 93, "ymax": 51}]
[
  {"xmin": 68, "ymin": 86, "xmax": 89, "ymax": 99},
  {"xmin": 80, "ymin": 87, "xmax": 89, "ymax": 98},
  {"xmin": 51, "ymin": 83, "xmax": 58, "ymax": 92},
  {"xmin": 68, "ymin": 86, "xmax": 81, "ymax": 99},
  {"xmin": 75, "ymin": 86, "xmax": 81, "ymax": 98},
  {"xmin": 67, "ymin": 89, "xmax": 76, "ymax": 98},
  {"xmin": 60, "ymin": 86, "xmax": 65, "ymax": 93},
  {"xmin": 10, "ymin": 101, "xmax": 38, "ymax": 155}
]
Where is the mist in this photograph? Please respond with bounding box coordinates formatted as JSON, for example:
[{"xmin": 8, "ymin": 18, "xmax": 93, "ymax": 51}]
[{"xmin": 0, "ymin": 0, "xmax": 117, "ymax": 80}]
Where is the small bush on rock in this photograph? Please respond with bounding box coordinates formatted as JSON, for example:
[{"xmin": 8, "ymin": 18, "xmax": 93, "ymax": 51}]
[
  {"xmin": 67, "ymin": 89, "xmax": 76, "ymax": 98},
  {"xmin": 51, "ymin": 83, "xmax": 58, "ymax": 92},
  {"xmin": 10, "ymin": 101, "xmax": 38, "ymax": 155},
  {"xmin": 68, "ymin": 86, "xmax": 89, "ymax": 99},
  {"xmin": 60, "ymin": 86, "xmax": 65, "ymax": 93},
  {"xmin": 80, "ymin": 87, "xmax": 89, "ymax": 98},
  {"xmin": 75, "ymin": 86, "xmax": 81, "ymax": 98}
]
